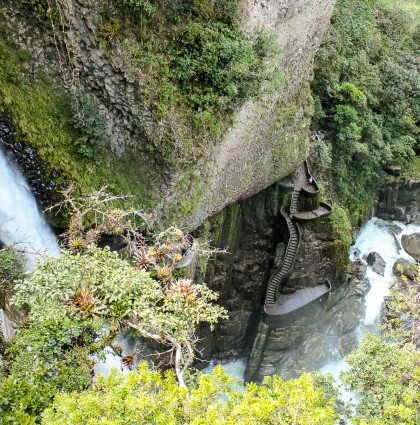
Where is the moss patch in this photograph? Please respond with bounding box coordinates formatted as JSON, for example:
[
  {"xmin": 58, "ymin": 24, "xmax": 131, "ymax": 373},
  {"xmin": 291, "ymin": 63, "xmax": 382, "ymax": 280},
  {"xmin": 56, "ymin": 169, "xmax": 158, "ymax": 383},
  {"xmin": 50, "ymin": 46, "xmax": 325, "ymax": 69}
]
[
  {"xmin": 0, "ymin": 16, "xmax": 152, "ymax": 214},
  {"xmin": 329, "ymin": 205, "xmax": 352, "ymax": 273}
]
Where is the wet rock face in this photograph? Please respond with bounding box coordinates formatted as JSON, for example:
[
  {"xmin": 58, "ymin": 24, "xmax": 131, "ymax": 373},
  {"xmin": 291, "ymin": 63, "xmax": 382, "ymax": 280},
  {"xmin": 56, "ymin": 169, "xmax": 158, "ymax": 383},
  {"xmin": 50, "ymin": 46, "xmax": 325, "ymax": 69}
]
[
  {"xmin": 376, "ymin": 180, "xmax": 420, "ymax": 224},
  {"xmin": 284, "ymin": 219, "xmax": 347, "ymax": 292},
  {"xmin": 366, "ymin": 252, "xmax": 386, "ymax": 276},
  {"xmin": 198, "ymin": 184, "xmax": 284, "ymax": 361},
  {"xmin": 0, "ymin": 119, "xmax": 59, "ymax": 208},
  {"xmin": 0, "ymin": 0, "xmax": 335, "ymax": 228},
  {"xmin": 198, "ymin": 178, "xmax": 349, "ymax": 373},
  {"xmin": 246, "ymin": 263, "xmax": 368, "ymax": 382}
]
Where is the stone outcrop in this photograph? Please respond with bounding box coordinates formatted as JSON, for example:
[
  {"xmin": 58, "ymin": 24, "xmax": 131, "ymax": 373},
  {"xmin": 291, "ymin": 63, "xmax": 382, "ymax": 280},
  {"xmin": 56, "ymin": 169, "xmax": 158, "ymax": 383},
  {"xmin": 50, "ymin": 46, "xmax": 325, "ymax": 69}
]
[
  {"xmin": 366, "ymin": 252, "xmax": 386, "ymax": 276},
  {"xmin": 393, "ymin": 259, "xmax": 416, "ymax": 280},
  {"xmin": 197, "ymin": 173, "xmax": 348, "ymax": 379},
  {"xmin": 246, "ymin": 262, "xmax": 368, "ymax": 382},
  {"xmin": 401, "ymin": 233, "xmax": 420, "ymax": 262},
  {"xmin": 376, "ymin": 180, "xmax": 420, "ymax": 224},
  {"xmin": 0, "ymin": 0, "xmax": 335, "ymax": 229}
]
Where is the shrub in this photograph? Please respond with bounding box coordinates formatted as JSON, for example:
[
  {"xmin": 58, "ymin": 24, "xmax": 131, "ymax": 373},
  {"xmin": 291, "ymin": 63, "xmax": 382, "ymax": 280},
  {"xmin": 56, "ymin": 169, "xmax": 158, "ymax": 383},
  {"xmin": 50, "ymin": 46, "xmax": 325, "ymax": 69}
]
[
  {"xmin": 311, "ymin": 0, "xmax": 420, "ymax": 217},
  {"xmin": 342, "ymin": 334, "xmax": 419, "ymax": 424},
  {"xmin": 0, "ymin": 248, "xmax": 24, "ymax": 293},
  {"xmin": 68, "ymin": 89, "xmax": 106, "ymax": 161}
]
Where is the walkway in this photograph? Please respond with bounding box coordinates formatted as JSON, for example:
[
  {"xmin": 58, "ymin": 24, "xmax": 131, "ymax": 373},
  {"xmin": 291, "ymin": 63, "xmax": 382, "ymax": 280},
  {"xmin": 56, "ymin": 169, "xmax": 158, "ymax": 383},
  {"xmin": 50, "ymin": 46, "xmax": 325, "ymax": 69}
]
[
  {"xmin": 265, "ymin": 210, "xmax": 300, "ymax": 305},
  {"xmin": 263, "ymin": 159, "xmax": 332, "ymax": 323}
]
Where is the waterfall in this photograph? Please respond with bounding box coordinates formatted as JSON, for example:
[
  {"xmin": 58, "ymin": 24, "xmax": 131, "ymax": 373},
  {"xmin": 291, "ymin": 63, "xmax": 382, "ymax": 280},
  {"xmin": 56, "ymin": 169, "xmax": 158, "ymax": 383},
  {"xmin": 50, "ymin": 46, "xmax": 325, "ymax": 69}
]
[
  {"xmin": 0, "ymin": 148, "xmax": 59, "ymax": 269},
  {"xmin": 320, "ymin": 217, "xmax": 420, "ymax": 403},
  {"xmin": 0, "ymin": 146, "xmax": 59, "ymax": 341}
]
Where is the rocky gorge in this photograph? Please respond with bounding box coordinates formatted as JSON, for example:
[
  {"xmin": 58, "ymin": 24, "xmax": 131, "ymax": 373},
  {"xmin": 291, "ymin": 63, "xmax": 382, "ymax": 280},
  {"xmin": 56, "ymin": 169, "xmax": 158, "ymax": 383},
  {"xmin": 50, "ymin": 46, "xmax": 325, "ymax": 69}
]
[{"xmin": 0, "ymin": 0, "xmax": 419, "ymax": 412}]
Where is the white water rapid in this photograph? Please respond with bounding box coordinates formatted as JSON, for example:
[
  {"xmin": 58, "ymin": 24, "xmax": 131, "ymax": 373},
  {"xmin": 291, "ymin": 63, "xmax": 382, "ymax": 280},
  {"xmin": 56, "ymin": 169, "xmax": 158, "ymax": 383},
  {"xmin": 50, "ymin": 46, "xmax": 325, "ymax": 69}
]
[
  {"xmin": 320, "ymin": 217, "xmax": 419, "ymax": 403},
  {"xmin": 206, "ymin": 218, "xmax": 419, "ymax": 397},
  {"xmin": 0, "ymin": 149, "xmax": 59, "ymax": 269}
]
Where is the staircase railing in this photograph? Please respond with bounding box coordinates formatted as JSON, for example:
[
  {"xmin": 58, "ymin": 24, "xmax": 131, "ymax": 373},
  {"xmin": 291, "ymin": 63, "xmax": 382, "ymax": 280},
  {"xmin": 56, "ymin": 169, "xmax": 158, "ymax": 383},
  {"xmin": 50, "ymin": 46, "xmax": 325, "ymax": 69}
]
[{"xmin": 265, "ymin": 210, "xmax": 301, "ymax": 305}]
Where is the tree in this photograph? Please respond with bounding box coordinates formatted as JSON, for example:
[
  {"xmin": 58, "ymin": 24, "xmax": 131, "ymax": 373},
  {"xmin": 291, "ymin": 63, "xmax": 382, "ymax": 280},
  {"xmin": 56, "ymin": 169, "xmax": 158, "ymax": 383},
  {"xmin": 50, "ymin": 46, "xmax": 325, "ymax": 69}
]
[
  {"xmin": 42, "ymin": 363, "xmax": 337, "ymax": 425},
  {"xmin": 11, "ymin": 245, "xmax": 226, "ymax": 388},
  {"xmin": 341, "ymin": 333, "xmax": 419, "ymax": 424}
]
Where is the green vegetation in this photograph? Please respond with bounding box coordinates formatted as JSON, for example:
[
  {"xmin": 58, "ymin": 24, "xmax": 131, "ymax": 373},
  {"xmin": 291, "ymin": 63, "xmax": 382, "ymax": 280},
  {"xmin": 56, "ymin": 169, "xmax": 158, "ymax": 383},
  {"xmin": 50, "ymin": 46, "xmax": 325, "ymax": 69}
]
[
  {"xmin": 99, "ymin": 0, "xmax": 283, "ymax": 163},
  {"xmin": 340, "ymin": 263, "xmax": 420, "ymax": 425},
  {"xmin": 329, "ymin": 205, "xmax": 352, "ymax": 273},
  {"xmin": 0, "ymin": 248, "xmax": 24, "ymax": 293},
  {"xmin": 1, "ymin": 188, "xmax": 420, "ymax": 424},
  {"xmin": 311, "ymin": 0, "xmax": 420, "ymax": 220},
  {"xmin": 68, "ymin": 89, "xmax": 107, "ymax": 162},
  {"xmin": 382, "ymin": 264, "xmax": 419, "ymax": 346},
  {"xmin": 0, "ymin": 318, "xmax": 97, "ymax": 423},
  {"xmin": 342, "ymin": 334, "xmax": 419, "ymax": 424},
  {"xmin": 0, "ymin": 13, "xmax": 152, "ymax": 210},
  {"xmin": 43, "ymin": 365, "xmax": 336, "ymax": 425}
]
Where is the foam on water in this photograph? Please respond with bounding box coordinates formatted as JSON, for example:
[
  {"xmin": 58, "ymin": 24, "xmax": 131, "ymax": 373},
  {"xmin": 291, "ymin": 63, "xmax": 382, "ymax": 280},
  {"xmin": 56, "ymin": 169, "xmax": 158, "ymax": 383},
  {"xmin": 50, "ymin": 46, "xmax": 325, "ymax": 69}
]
[
  {"xmin": 209, "ymin": 218, "xmax": 419, "ymax": 390},
  {"xmin": 350, "ymin": 218, "xmax": 418, "ymax": 328},
  {"xmin": 320, "ymin": 217, "xmax": 419, "ymax": 402}
]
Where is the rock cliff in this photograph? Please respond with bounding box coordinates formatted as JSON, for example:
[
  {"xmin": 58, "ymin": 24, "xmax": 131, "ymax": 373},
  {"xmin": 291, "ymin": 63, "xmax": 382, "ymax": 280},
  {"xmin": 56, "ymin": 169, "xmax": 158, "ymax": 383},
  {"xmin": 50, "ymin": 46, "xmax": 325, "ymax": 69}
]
[
  {"xmin": 0, "ymin": 0, "xmax": 335, "ymax": 228},
  {"xmin": 195, "ymin": 174, "xmax": 349, "ymax": 382},
  {"xmin": 376, "ymin": 180, "xmax": 420, "ymax": 224}
]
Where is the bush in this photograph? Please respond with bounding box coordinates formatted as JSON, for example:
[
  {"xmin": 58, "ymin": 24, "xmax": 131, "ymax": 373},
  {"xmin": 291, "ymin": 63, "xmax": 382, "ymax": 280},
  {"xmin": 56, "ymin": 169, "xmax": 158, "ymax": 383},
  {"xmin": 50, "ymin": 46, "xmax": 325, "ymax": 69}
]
[
  {"xmin": 42, "ymin": 364, "xmax": 337, "ymax": 424},
  {"xmin": 311, "ymin": 0, "xmax": 420, "ymax": 217},
  {"xmin": 0, "ymin": 248, "xmax": 24, "ymax": 293},
  {"xmin": 342, "ymin": 334, "xmax": 419, "ymax": 424},
  {"xmin": 68, "ymin": 89, "xmax": 106, "ymax": 161},
  {"xmin": 0, "ymin": 318, "xmax": 97, "ymax": 423}
]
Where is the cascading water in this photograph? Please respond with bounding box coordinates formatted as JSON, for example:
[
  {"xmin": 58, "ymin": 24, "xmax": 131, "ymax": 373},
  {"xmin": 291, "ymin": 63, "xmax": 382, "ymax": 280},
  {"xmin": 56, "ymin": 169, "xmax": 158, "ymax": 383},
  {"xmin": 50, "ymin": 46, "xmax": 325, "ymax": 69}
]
[
  {"xmin": 206, "ymin": 217, "xmax": 419, "ymax": 396},
  {"xmin": 320, "ymin": 217, "xmax": 419, "ymax": 400},
  {"xmin": 0, "ymin": 145, "xmax": 59, "ymax": 340},
  {"xmin": 0, "ymin": 148, "xmax": 59, "ymax": 269}
]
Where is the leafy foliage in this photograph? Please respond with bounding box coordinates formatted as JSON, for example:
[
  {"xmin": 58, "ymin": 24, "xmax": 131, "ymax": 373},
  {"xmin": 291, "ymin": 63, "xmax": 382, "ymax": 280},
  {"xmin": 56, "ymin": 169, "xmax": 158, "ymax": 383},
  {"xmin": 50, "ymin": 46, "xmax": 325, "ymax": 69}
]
[
  {"xmin": 382, "ymin": 264, "xmax": 419, "ymax": 347},
  {"xmin": 68, "ymin": 89, "xmax": 107, "ymax": 162},
  {"xmin": 341, "ymin": 333, "xmax": 420, "ymax": 424},
  {"xmin": 12, "ymin": 246, "xmax": 224, "ymax": 342},
  {"xmin": 0, "ymin": 14, "xmax": 154, "ymax": 213},
  {"xmin": 0, "ymin": 247, "xmax": 24, "ymax": 293},
  {"xmin": 0, "ymin": 318, "xmax": 98, "ymax": 424},
  {"xmin": 311, "ymin": 0, "xmax": 420, "ymax": 218},
  {"xmin": 99, "ymin": 0, "xmax": 282, "ymax": 163},
  {"xmin": 42, "ymin": 364, "xmax": 337, "ymax": 425},
  {"xmin": 341, "ymin": 262, "xmax": 420, "ymax": 424},
  {"xmin": 11, "ymin": 244, "xmax": 226, "ymax": 387}
]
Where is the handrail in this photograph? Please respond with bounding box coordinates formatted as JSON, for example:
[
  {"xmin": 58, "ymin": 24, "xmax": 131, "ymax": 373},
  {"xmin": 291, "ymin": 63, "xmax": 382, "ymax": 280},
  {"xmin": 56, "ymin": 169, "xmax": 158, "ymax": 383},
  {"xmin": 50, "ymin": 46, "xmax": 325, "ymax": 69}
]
[
  {"xmin": 264, "ymin": 210, "xmax": 301, "ymax": 305},
  {"xmin": 262, "ymin": 159, "xmax": 334, "ymax": 325},
  {"xmin": 263, "ymin": 279, "xmax": 332, "ymax": 326},
  {"xmin": 300, "ymin": 159, "xmax": 319, "ymax": 198},
  {"xmin": 291, "ymin": 202, "xmax": 332, "ymax": 222}
]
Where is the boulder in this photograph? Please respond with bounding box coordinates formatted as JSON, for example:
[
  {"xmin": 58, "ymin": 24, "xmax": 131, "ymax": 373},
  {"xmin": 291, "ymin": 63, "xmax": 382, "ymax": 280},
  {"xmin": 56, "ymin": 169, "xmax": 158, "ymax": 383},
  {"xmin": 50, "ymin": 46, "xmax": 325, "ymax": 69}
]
[
  {"xmin": 366, "ymin": 252, "xmax": 386, "ymax": 276},
  {"xmin": 392, "ymin": 259, "xmax": 416, "ymax": 280},
  {"xmin": 384, "ymin": 165, "xmax": 401, "ymax": 176},
  {"xmin": 401, "ymin": 233, "xmax": 420, "ymax": 262}
]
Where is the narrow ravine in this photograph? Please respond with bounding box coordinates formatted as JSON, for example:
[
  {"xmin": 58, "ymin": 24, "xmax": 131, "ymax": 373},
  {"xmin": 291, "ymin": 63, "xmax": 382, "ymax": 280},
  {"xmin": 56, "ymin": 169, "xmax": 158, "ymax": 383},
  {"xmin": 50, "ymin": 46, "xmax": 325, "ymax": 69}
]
[{"xmin": 207, "ymin": 217, "xmax": 420, "ymax": 388}]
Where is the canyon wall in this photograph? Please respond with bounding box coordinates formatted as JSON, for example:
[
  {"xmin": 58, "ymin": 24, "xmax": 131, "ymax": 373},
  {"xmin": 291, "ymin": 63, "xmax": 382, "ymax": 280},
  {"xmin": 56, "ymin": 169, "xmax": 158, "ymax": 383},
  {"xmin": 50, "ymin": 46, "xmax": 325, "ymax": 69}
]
[{"xmin": 0, "ymin": 0, "xmax": 335, "ymax": 228}]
